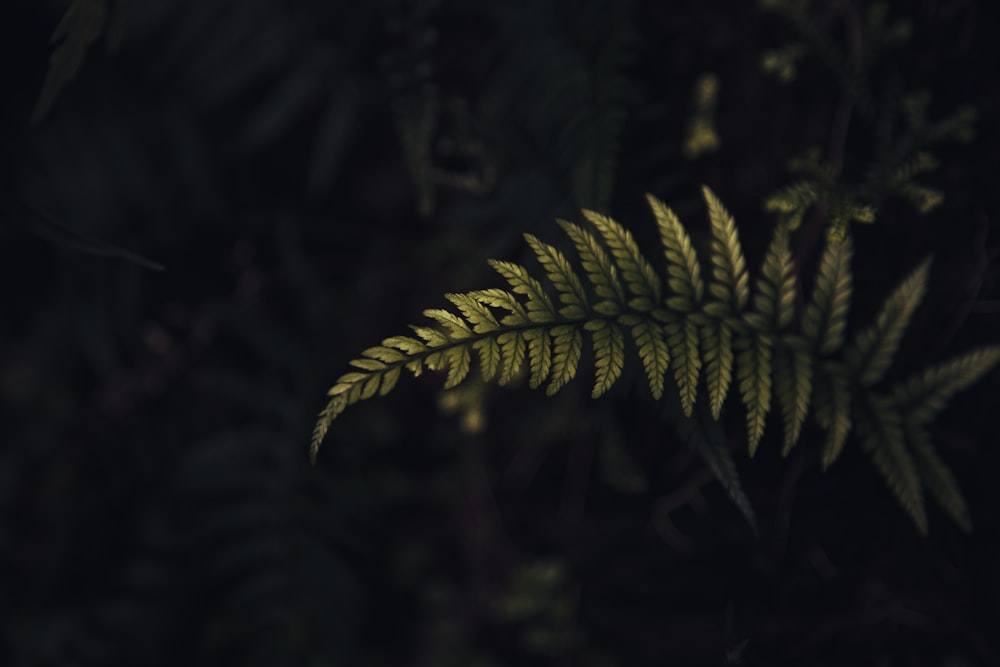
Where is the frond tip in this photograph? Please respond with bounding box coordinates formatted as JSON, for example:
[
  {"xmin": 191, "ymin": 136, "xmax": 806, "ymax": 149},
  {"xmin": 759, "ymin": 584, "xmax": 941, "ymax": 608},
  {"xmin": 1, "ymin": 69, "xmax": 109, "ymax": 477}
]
[{"xmin": 311, "ymin": 189, "xmax": 999, "ymax": 535}]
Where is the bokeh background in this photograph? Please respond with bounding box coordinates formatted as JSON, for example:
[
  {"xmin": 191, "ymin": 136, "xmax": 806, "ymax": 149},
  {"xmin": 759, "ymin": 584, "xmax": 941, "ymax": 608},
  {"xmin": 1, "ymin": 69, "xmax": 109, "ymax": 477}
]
[{"xmin": 2, "ymin": 0, "xmax": 999, "ymax": 665}]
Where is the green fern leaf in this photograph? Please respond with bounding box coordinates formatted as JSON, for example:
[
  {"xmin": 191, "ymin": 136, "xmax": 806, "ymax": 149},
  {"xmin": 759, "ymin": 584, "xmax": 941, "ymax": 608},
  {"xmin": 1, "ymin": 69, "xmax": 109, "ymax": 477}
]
[
  {"xmin": 646, "ymin": 194, "xmax": 704, "ymax": 312},
  {"xmin": 558, "ymin": 220, "xmax": 627, "ymax": 316},
  {"xmin": 311, "ymin": 398, "xmax": 341, "ymax": 464},
  {"xmin": 423, "ymin": 309, "xmax": 474, "ymax": 340},
  {"xmin": 497, "ymin": 331, "xmax": 527, "ymax": 386},
  {"xmin": 384, "ymin": 335, "xmax": 431, "ymax": 357},
  {"xmin": 891, "ymin": 346, "xmax": 1000, "ymax": 424},
  {"xmin": 379, "ymin": 366, "xmax": 403, "ymax": 397},
  {"xmin": 702, "ymin": 185, "xmax": 750, "ymax": 314},
  {"xmin": 582, "ymin": 209, "xmax": 662, "ymax": 311},
  {"xmin": 860, "ymin": 395, "xmax": 927, "ymax": 534},
  {"xmin": 746, "ymin": 224, "xmax": 796, "ymax": 332},
  {"xmin": 775, "ymin": 340, "xmax": 813, "ymax": 456},
  {"xmin": 815, "ymin": 362, "xmax": 852, "ymax": 468},
  {"xmin": 701, "ymin": 319, "xmax": 734, "ymax": 419},
  {"xmin": 308, "ymin": 188, "xmax": 996, "ymax": 538},
  {"xmin": 525, "ymin": 329, "xmax": 553, "ymax": 389},
  {"xmin": 624, "ymin": 317, "xmax": 671, "ymax": 399},
  {"xmin": 586, "ymin": 320, "xmax": 626, "ymax": 397},
  {"xmin": 667, "ymin": 318, "xmax": 702, "ymax": 416},
  {"xmin": 737, "ymin": 338, "xmax": 772, "ymax": 455},
  {"xmin": 904, "ymin": 422, "xmax": 971, "ymax": 531},
  {"xmin": 549, "ymin": 325, "xmax": 584, "ymax": 396},
  {"xmin": 468, "ymin": 289, "xmax": 531, "ymax": 328},
  {"xmin": 489, "ymin": 260, "xmax": 560, "ymax": 323},
  {"xmin": 803, "ymin": 235, "xmax": 853, "ymax": 355},
  {"xmin": 845, "ymin": 257, "xmax": 931, "ymax": 386},
  {"xmin": 523, "ymin": 234, "xmax": 591, "ymax": 320},
  {"xmin": 474, "ymin": 338, "xmax": 501, "ymax": 383},
  {"xmin": 681, "ymin": 401, "xmax": 759, "ymax": 536},
  {"xmin": 445, "ymin": 293, "xmax": 500, "ymax": 334},
  {"xmin": 439, "ymin": 346, "xmax": 473, "ymax": 388}
]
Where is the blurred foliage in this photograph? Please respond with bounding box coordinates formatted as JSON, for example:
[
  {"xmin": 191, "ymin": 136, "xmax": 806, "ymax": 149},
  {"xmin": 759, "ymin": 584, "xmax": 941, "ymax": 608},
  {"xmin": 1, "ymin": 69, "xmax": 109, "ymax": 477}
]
[{"xmin": 2, "ymin": 0, "xmax": 1000, "ymax": 665}]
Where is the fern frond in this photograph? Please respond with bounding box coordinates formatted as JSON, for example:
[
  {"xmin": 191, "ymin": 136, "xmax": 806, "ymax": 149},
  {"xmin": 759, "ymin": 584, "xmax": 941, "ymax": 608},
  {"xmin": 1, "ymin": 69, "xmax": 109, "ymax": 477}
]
[
  {"xmin": 558, "ymin": 220, "xmax": 627, "ymax": 316},
  {"xmin": 496, "ymin": 332, "xmax": 527, "ymax": 386},
  {"xmin": 646, "ymin": 194, "xmax": 704, "ymax": 312},
  {"xmin": 523, "ymin": 234, "xmax": 590, "ymax": 319},
  {"xmin": 582, "ymin": 209, "xmax": 662, "ymax": 310},
  {"xmin": 310, "ymin": 189, "xmax": 999, "ymax": 535},
  {"xmin": 524, "ymin": 329, "xmax": 553, "ymax": 389},
  {"xmin": 891, "ymin": 346, "xmax": 1000, "ymax": 424},
  {"xmin": 803, "ymin": 235, "xmax": 853, "ymax": 355},
  {"xmin": 488, "ymin": 260, "xmax": 560, "ymax": 323},
  {"xmin": 745, "ymin": 224, "xmax": 796, "ymax": 333},
  {"xmin": 703, "ymin": 186, "xmax": 750, "ymax": 316},
  {"xmin": 775, "ymin": 341, "xmax": 813, "ymax": 456},
  {"xmin": 469, "ymin": 288, "xmax": 531, "ymax": 326},
  {"xmin": 845, "ymin": 257, "xmax": 930, "ymax": 386},
  {"xmin": 549, "ymin": 325, "xmax": 584, "ymax": 396},
  {"xmin": 702, "ymin": 320, "xmax": 734, "ymax": 419},
  {"xmin": 445, "ymin": 293, "xmax": 501, "ymax": 333},
  {"xmin": 667, "ymin": 318, "xmax": 702, "ymax": 416},
  {"xmin": 815, "ymin": 361, "xmax": 852, "ymax": 469},
  {"xmin": 625, "ymin": 317, "xmax": 671, "ymax": 399},
  {"xmin": 586, "ymin": 320, "xmax": 626, "ymax": 398},
  {"xmin": 860, "ymin": 395, "xmax": 927, "ymax": 534},
  {"xmin": 736, "ymin": 337, "xmax": 772, "ymax": 456},
  {"xmin": 474, "ymin": 337, "xmax": 502, "ymax": 383},
  {"xmin": 904, "ymin": 422, "xmax": 971, "ymax": 531}
]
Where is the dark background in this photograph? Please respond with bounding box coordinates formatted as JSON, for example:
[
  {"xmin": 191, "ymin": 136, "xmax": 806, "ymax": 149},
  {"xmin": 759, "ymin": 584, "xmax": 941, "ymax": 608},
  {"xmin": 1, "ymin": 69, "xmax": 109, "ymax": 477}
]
[{"xmin": 1, "ymin": 0, "xmax": 999, "ymax": 665}]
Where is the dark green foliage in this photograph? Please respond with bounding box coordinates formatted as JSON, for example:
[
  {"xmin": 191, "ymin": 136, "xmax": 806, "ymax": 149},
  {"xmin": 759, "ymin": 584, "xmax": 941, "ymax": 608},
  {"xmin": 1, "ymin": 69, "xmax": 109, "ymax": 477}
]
[{"xmin": 8, "ymin": 0, "xmax": 1000, "ymax": 664}]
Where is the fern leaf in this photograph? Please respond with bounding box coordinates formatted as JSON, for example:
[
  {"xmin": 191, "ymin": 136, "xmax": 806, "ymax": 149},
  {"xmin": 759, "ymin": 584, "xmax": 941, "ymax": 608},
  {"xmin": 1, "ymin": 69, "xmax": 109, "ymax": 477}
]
[
  {"xmin": 469, "ymin": 288, "xmax": 531, "ymax": 326},
  {"xmin": 737, "ymin": 338, "xmax": 772, "ymax": 456},
  {"xmin": 497, "ymin": 332, "xmax": 527, "ymax": 386},
  {"xmin": 441, "ymin": 346, "xmax": 473, "ymax": 388},
  {"xmin": 310, "ymin": 189, "xmax": 995, "ymax": 539},
  {"xmin": 548, "ymin": 325, "xmax": 584, "ymax": 396},
  {"xmin": 775, "ymin": 340, "xmax": 813, "ymax": 455},
  {"xmin": 686, "ymin": 403, "xmax": 759, "ymax": 535},
  {"xmin": 445, "ymin": 293, "xmax": 500, "ymax": 334},
  {"xmin": 384, "ymin": 335, "xmax": 431, "ymax": 356},
  {"xmin": 625, "ymin": 317, "xmax": 671, "ymax": 399},
  {"xmin": 815, "ymin": 362, "xmax": 852, "ymax": 468},
  {"xmin": 586, "ymin": 320, "xmax": 625, "ymax": 398},
  {"xmin": 845, "ymin": 257, "xmax": 931, "ymax": 386},
  {"xmin": 311, "ymin": 397, "xmax": 343, "ymax": 464},
  {"xmin": 488, "ymin": 260, "xmax": 559, "ymax": 323},
  {"xmin": 904, "ymin": 423, "xmax": 971, "ymax": 531},
  {"xmin": 558, "ymin": 220, "xmax": 626, "ymax": 316},
  {"xmin": 423, "ymin": 309, "xmax": 474, "ymax": 340},
  {"xmin": 892, "ymin": 345, "xmax": 1000, "ymax": 424},
  {"xmin": 803, "ymin": 235, "xmax": 853, "ymax": 355},
  {"xmin": 582, "ymin": 209, "xmax": 662, "ymax": 310},
  {"xmin": 702, "ymin": 320, "xmax": 734, "ymax": 419},
  {"xmin": 360, "ymin": 345, "xmax": 409, "ymax": 364},
  {"xmin": 860, "ymin": 395, "xmax": 927, "ymax": 534},
  {"xmin": 702, "ymin": 185, "xmax": 749, "ymax": 314},
  {"xmin": 411, "ymin": 325, "xmax": 449, "ymax": 348},
  {"xmin": 745, "ymin": 224, "xmax": 796, "ymax": 332},
  {"xmin": 380, "ymin": 366, "xmax": 403, "ymax": 396},
  {"xmin": 667, "ymin": 318, "xmax": 702, "ymax": 416},
  {"xmin": 523, "ymin": 234, "xmax": 590, "ymax": 319},
  {"xmin": 646, "ymin": 194, "xmax": 704, "ymax": 312},
  {"xmin": 525, "ymin": 329, "xmax": 553, "ymax": 389},
  {"xmin": 473, "ymin": 338, "xmax": 501, "ymax": 383}
]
